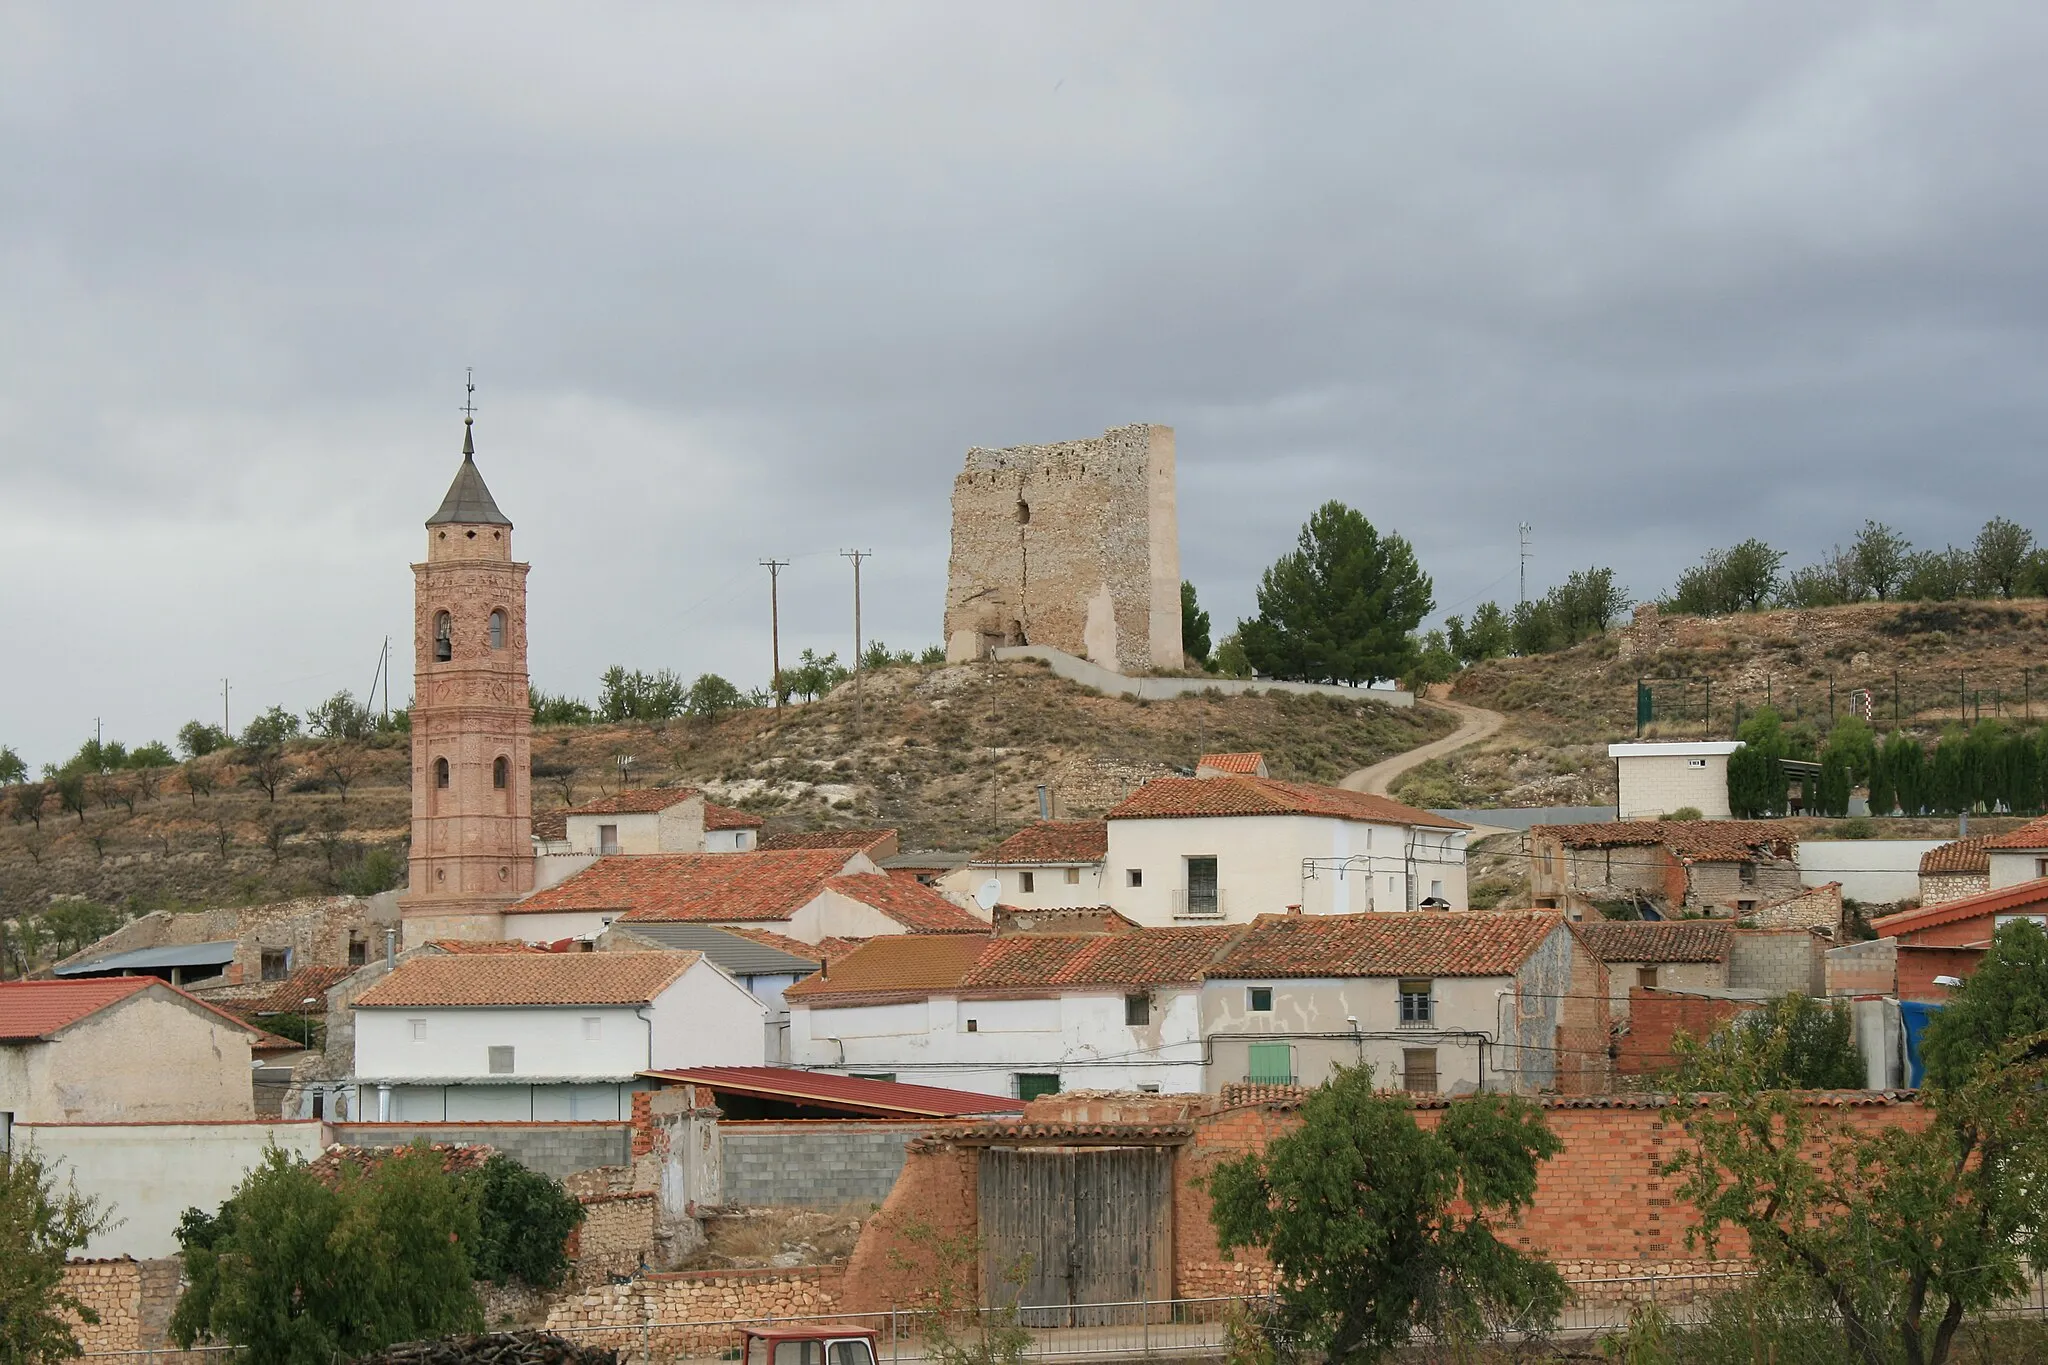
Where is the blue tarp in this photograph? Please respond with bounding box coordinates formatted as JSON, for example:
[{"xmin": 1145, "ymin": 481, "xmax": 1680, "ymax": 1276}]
[{"xmin": 1900, "ymin": 1000, "xmax": 1944, "ymax": 1088}]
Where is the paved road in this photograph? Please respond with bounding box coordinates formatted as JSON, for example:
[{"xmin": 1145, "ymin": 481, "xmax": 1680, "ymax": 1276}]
[{"xmin": 1341, "ymin": 697, "xmax": 1505, "ymax": 797}]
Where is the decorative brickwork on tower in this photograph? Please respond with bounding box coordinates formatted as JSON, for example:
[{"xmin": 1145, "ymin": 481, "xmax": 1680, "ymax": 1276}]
[
  {"xmin": 944, "ymin": 424, "xmax": 1181, "ymax": 672},
  {"xmin": 400, "ymin": 417, "xmax": 535, "ymax": 943}
]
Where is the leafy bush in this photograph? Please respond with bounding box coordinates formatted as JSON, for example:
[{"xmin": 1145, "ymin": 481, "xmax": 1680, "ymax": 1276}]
[
  {"xmin": 338, "ymin": 847, "xmax": 405, "ymax": 897},
  {"xmin": 464, "ymin": 1153, "xmax": 586, "ymax": 1289}
]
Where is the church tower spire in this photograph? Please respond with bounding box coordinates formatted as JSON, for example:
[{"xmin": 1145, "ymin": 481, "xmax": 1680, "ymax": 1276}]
[{"xmin": 399, "ymin": 379, "xmax": 535, "ymax": 943}]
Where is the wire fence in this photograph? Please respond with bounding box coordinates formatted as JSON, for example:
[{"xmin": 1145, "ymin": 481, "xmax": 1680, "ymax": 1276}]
[
  {"xmin": 79, "ymin": 1274, "xmax": 2048, "ymax": 1365},
  {"xmin": 1635, "ymin": 667, "xmax": 2047, "ymax": 739}
]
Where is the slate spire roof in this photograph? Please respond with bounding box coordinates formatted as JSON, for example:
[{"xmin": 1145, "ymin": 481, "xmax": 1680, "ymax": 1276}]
[{"xmin": 426, "ymin": 418, "xmax": 513, "ymax": 527}]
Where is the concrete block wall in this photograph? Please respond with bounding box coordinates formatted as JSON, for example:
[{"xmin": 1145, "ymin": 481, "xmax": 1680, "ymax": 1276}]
[
  {"xmin": 330, "ymin": 1121, "xmax": 629, "ymax": 1177},
  {"xmin": 721, "ymin": 1122, "xmax": 932, "ymax": 1207},
  {"xmin": 1827, "ymin": 938, "xmax": 1898, "ymax": 996},
  {"xmin": 1728, "ymin": 929, "xmax": 1826, "ymax": 996}
]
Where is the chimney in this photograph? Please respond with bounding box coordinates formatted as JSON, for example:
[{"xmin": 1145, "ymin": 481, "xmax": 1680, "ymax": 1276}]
[
  {"xmin": 384, "ymin": 928, "xmax": 397, "ymax": 971},
  {"xmin": 1286, "ymin": 904, "xmax": 1302, "ymax": 915},
  {"xmin": 1037, "ymin": 785, "xmax": 1050, "ymax": 821}
]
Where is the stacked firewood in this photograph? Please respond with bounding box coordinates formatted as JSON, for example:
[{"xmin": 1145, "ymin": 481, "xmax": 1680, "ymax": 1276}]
[{"xmin": 356, "ymin": 1332, "xmax": 618, "ymax": 1365}]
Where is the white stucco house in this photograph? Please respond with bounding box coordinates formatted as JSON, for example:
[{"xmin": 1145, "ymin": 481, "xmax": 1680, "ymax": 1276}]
[
  {"xmin": 964, "ymin": 772, "xmax": 1470, "ymax": 923},
  {"xmin": 350, "ymin": 949, "xmax": 766, "ymax": 1122},
  {"xmin": 1610, "ymin": 742, "xmax": 1739, "ymax": 821},
  {"xmin": 784, "ymin": 929, "xmax": 1235, "ymax": 1098},
  {"xmin": 1985, "ymin": 817, "xmax": 2048, "ymax": 890},
  {"xmin": 503, "ymin": 848, "xmax": 990, "ymax": 945}
]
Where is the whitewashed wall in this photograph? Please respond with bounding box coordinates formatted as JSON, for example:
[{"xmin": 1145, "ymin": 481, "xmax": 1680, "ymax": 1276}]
[{"xmin": 1796, "ymin": 840, "xmax": 1949, "ymax": 904}]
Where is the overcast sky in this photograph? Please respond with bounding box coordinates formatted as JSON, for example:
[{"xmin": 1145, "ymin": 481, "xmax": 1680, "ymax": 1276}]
[{"xmin": 6, "ymin": 4, "xmax": 2048, "ymax": 767}]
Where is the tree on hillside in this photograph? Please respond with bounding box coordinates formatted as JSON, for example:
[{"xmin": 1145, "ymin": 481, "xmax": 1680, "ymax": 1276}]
[
  {"xmin": 173, "ymin": 1146, "xmax": 482, "ymax": 1365},
  {"xmin": 178, "ymin": 720, "xmax": 229, "ymax": 758},
  {"xmin": 1851, "ymin": 520, "xmax": 1912, "ymax": 599},
  {"xmin": 306, "ymin": 690, "xmax": 373, "ymax": 740},
  {"xmin": 240, "ymin": 706, "xmax": 301, "ymax": 750},
  {"xmin": 1782, "ymin": 546, "xmax": 1860, "ymax": 608},
  {"xmin": 53, "ymin": 771, "xmax": 88, "ymax": 824},
  {"xmin": 1180, "ymin": 581, "xmax": 1211, "ymax": 665},
  {"xmin": 243, "ymin": 747, "xmax": 293, "ymax": 803},
  {"xmin": 529, "ymin": 689, "xmax": 594, "ymax": 726},
  {"xmin": 1207, "ymin": 1064, "xmax": 1566, "ymax": 1361},
  {"xmin": 1901, "ymin": 546, "xmax": 1975, "ymax": 601},
  {"xmin": 42, "ymin": 901, "xmax": 122, "ymax": 956},
  {"xmin": 0, "ymin": 1148, "xmax": 113, "ymax": 1365},
  {"xmin": 785, "ymin": 650, "xmax": 848, "ymax": 703},
  {"xmin": 1719, "ymin": 538, "xmax": 1786, "ymax": 611},
  {"xmin": 1664, "ymin": 1024, "xmax": 2048, "ymax": 1365},
  {"xmin": 684, "ymin": 673, "xmax": 749, "ymax": 720},
  {"xmin": 10, "ymin": 781, "xmax": 47, "ymax": 829},
  {"xmin": 1238, "ymin": 501, "xmax": 1434, "ymax": 687},
  {"xmin": 1676, "ymin": 993, "xmax": 1864, "ymax": 1091},
  {"xmin": 1920, "ymin": 918, "xmax": 2048, "ymax": 1090},
  {"xmin": 1445, "ymin": 601, "xmax": 1511, "ymax": 665},
  {"xmin": 1972, "ymin": 516, "xmax": 2034, "ymax": 599},
  {"xmin": 0, "ymin": 745, "xmax": 24, "ymax": 786}
]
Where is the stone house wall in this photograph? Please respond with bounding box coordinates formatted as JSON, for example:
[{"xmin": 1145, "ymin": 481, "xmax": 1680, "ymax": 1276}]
[
  {"xmin": 1748, "ymin": 882, "xmax": 1843, "ymax": 932},
  {"xmin": 1920, "ymin": 872, "xmax": 1989, "ymax": 907},
  {"xmin": 544, "ymin": 1268, "xmax": 845, "ymax": 1357},
  {"xmin": 60, "ymin": 1258, "xmax": 184, "ymax": 1354},
  {"xmin": 570, "ymin": 1191, "xmax": 660, "ymax": 1283},
  {"xmin": 1684, "ymin": 858, "xmax": 1805, "ymax": 916}
]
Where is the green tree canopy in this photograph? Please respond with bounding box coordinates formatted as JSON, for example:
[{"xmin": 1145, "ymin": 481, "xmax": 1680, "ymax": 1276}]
[
  {"xmin": 1851, "ymin": 520, "xmax": 1912, "ymax": 599},
  {"xmin": 1676, "ymin": 993, "xmax": 1865, "ymax": 1090},
  {"xmin": 1921, "ymin": 917, "xmax": 2048, "ymax": 1090},
  {"xmin": 466, "ymin": 1153, "xmax": 585, "ymax": 1289},
  {"xmin": 1180, "ymin": 581, "xmax": 1211, "ymax": 664},
  {"xmin": 1237, "ymin": 502, "xmax": 1434, "ymax": 687},
  {"xmin": 0, "ymin": 1148, "xmax": 113, "ymax": 1365},
  {"xmin": 684, "ymin": 672, "xmax": 750, "ymax": 720},
  {"xmin": 0, "ymin": 745, "xmax": 25, "ymax": 786},
  {"xmin": 178, "ymin": 721, "xmax": 229, "ymax": 759},
  {"xmin": 240, "ymin": 705, "xmax": 302, "ymax": 750},
  {"xmin": 1206, "ymin": 1065, "xmax": 1565, "ymax": 1362},
  {"xmin": 1972, "ymin": 517, "xmax": 2034, "ymax": 598}
]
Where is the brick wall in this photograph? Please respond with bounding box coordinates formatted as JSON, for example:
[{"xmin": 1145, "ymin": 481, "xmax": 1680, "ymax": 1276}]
[
  {"xmin": 722, "ymin": 1123, "xmax": 932, "ymax": 1207},
  {"xmin": 545, "ymin": 1267, "xmax": 844, "ymax": 1356},
  {"xmin": 836, "ymin": 1145, "xmax": 980, "ymax": 1313},
  {"xmin": 330, "ymin": 1121, "xmax": 629, "ymax": 1177},
  {"xmin": 1727, "ymin": 928, "xmax": 1825, "ymax": 995},
  {"xmin": 1898, "ymin": 945, "xmax": 1987, "ymax": 1002},
  {"xmin": 1615, "ymin": 990, "xmax": 1757, "ymax": 1076}
]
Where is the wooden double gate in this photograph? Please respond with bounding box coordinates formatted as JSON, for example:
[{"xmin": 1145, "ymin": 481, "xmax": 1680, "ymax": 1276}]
[{"xmin": 977, "ymin": 1146, "xmax": 1175, "ymax": 1325}]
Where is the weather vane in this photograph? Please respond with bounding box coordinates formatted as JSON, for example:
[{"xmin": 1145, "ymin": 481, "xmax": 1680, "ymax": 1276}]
[{"xmin": 461, "ymin": 368, "xmax": 477, "ymax": 422}]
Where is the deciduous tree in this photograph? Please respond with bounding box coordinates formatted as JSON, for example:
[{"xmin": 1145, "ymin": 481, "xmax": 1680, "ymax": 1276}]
[
  {"xmin": 1676, "ymin": 993, "xmax": 1864, "ymax": 1090},
  {"xmin": 0, "ymin": 1148, "xmax": 113, "ymax": 1365},
  {"xmin": 1920, "ymin": 918, "xmax": 2048, "ymax": 1090},
  {"xmin": 1852, "ymin": 520, "xmax": 1912, "ymax": 600},
  {"xmin": 0, "ymin": 745, "xmax": 25, "ymax": 786},
  {"xmin": 1972, "ymin": 517, "xmax": 2034, "ymax": 599}
]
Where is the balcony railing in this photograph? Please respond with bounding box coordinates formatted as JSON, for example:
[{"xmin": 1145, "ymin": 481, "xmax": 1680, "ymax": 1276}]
[{"xmin": 1172, "ymin": 889, "xmax": 1226, "ymax": 919}]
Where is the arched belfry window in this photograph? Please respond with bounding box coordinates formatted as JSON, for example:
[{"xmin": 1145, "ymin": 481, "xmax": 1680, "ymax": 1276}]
[
  {"xmin": 488, "ymin": 610, "xmax": 506, "ymax": 651},
  {"xmin": 434, "ymin": 612, "xmax": 453, "ymax": 662},
  {"xmin": 493, "ymin": 756, "xmax": 509, "ymax": 790},
  {"xmin": 434, "ymin": 757, "xmax": 450, "ymax": 789}
]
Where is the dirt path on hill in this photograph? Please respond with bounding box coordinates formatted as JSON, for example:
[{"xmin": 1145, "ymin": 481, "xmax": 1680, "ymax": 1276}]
[{"xmin": 1341, "ymin": 697, "xmax": 1505, "ymax": 796}]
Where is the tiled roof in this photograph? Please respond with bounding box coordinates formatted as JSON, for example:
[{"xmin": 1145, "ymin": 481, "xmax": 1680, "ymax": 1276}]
[
  {"xmin": 704, "ymin": 802, "xmax": 765, "ymax": 831},
  {"xmin": 1206, "ymin": 911, "xmax": 1564, "ymax": 979},
  {"xmin": 971, "ymin": 821, "xmax": 1109, "ymax": 866},
  {"xmin": 644, "ymin": 1066, "xmax": 1023, "ymax": 1118},
  {"xmin": 1920, "ymin": 838, "xmax": 1990, "ymax": 876},
  {"xmin": 994, "ymin": 905, "xmax": 1142, "ymax": 935},
  {"xmin": 0, "ymin": 977, "xmax": 262, "ymax": 1043},
  {"xmin": 717, "ymin": 926, "xmax": 867, "ymax": 965},
  {"xmin": 307, "ymin": 1143, "xmax": 495, "ymax": 1187},
  {"xmin": 561, "ymin": 787, "xmax": 700, "ymax": 816},
  {"xmin": 354, "ymin": 951, "xmax": 701, "ymax": 1008},
  {"xmin": 531, "ymin": 810, "xmax": 568, "ymax": 841},
  {"xmin": 784, "ymin": 935, "xmax": 989, "ymax": 1003},
  {"xmin": 424, "ymin": 939, "xmax": 549, "ymax": 955},
  {"xmin": 242, "ymin": 966, "xmax": 356, "ymax": 1016},
  {"xmin": 960, "ymin": 927, "xmax": 1241, "ymax": 991},
  {"xmin": 824, "ymin": 874, "xmax": 989, "ymax": 933},
  {"xmin": 512, "ymin": 849, "xmax": 858, "ymax": 922},
  {"xmin": 1574, "ymin": 920, "xmax": 1733, "ymax": 965},
  {"xmin": 1983, "ymin": 817, "xmax": 2048, "ymax": 850},
  {"xmin": 1871, "ymin": 877, "xmax": 2048, "ymax": 940},
  {"xmin": 1105, "ymin": 777, "xmax": 1467, "ymax": 830},
  {"xmin": 1533, "ymin": 820, "xmax": 1793, "ymax": 860},
  {"xmin": 1197, "ymin": 753, "xmax": 1266, "ymax": 774},
  {"xmin": 759, "ymin": 829, "xmax": 896, "ymax": 852},
  {"xmin": 910, "ymin": 1121, "xmax": 1194, "ymax": 1150}
]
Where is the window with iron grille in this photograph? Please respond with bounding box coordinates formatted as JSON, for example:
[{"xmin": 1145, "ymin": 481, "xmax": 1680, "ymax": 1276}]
[
  {"xmin": 1185, "ymin": 856, "xmax": 1219, "ymax": 914},
  {"xmin": 1016, "ymin": 1073, "xmax": 1060, "ymax": 1101},
  {"xmin": 1125, "ymin": 993, "xmax": 1150, "ymax": 1026},
  {"xmin": 1402, "ymin": 1048, "xmax": 1438, "ymax": 1095},
  {"xmin": 1399, "ymin": 979, "xmax": 1433, "ymax": 1025}
]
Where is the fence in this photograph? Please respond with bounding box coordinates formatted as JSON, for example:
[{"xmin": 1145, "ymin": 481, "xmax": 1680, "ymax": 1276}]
[
  {"xmin": 1635, "ymin": 667, "xmax": 2047, "ymax": 739},
  {"xmin": 75, "ymin": 1273, "xmax": 2048, "ymax": 1365}
]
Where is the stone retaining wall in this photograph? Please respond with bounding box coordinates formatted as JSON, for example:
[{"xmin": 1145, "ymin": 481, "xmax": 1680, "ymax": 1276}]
[
  {"xmin": 545, "ymin": 1267, "xmax": 845, "ymax": 1356},
  {"xmin": 330, "ymin": 1122, "xmax": 629, "ymax": 1177}
]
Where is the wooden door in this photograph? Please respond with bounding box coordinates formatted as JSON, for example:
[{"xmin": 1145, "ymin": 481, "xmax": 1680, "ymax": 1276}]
[{"xmin": 978, "ymin": 1146, "xmax": 1174, "ymax": 1325}]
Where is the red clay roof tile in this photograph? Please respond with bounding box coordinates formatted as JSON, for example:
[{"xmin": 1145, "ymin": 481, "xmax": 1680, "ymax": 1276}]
[
  {"xmin": 1106, "ymin": 777, "xmax": 1466, "ymax": 829},
  {"xmin": 1871, "ymin": 877, "xmax": 2048, "ymax": 940},
  {"xmin": 1533, "ymin": 820, "xmax": 1793, "ymax": 861},
  {"xmin": 354, "ymin": 951, "xmax": 701, "ymax": 1008},
  {"xmin": 0, "ymin": 977, "xmax": 264, "ymax": 1042},
  {"xmin": 823, "ymin": 874, "xmax": 989, "ymax": 933},
  {"xmin": 1206, "ymin": 911, "xmax": 1565, "ymax": 978},
  {"xmin": 1574, "ymin": 920, "xmax": 1733, "ymax": 965},
  {"xmin": 1983, "ymin": 817, "xmax": 2048, "ymax": 850},
  {"xmin": 784, "ymin": 935, "xmax": 989, "ymax": 1003},
  {"xmin": 759, "ymin": 829, "xmax": 896, "ymax": 852},
  {"xmin": 561, "ymin": 787, "xmax": 702, "ymax": 816},
  {"xmin": 1920, "ymin": 838, "xmax": 1990, "ymax": 876},
  {"xmin": 959, "ymin": 927, "xmax": 1242, "ymax": 990},
  {"xmin": 971, "ymin": 821, "xmax": 1109, "ymax": 866},
  {"xmin": 703, "ymin": 802, "xmax": 766, "ymax": 831},
  {"xmin": 512, "ymin": 849, "xmax": 860, "ymax": 923},
  {"xmin": 1196, "ymin": 752, "xmax": 1267, "ymax": 774}
]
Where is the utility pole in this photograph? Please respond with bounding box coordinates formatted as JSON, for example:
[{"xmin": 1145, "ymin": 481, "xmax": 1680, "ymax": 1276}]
[
  {"xmin": 841, "ymin": 549, "xmax": 871, "ymax": 725},
  {"xmin": 1518, "ymin": 523, "xmax": 1533, "ymax": 605},
  {"xmin": 222, "ymin": 679, "xmax": 231, "ymax": 740},
  {"xmin": 760, "ymin": 559, "xmax": 789, "ymax": 707},
  {"xmin": 382, "ymin": 637, "xmax": 391, "ymax": 721}
]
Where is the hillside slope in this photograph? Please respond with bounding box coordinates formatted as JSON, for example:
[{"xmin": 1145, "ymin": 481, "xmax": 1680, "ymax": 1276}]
[
  {"xmin": 1391, "ymin": 598, "xmax": 2048, "ymax": 809},
  {"xmin": 0, "ymin": 660, "xmax": 1453, "ymax": 919}
]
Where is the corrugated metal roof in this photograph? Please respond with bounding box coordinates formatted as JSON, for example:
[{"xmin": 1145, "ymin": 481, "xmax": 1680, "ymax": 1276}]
[
  {"xmin": 615, "ymin": 923, "xmax": 822, "ymax": 976},
  {"xmin": 53, "ymin": 940, "xmax": 238, "ymax": 976},
  {"xmin": 644, "ymin": 1065, "xmax": 1024, "ymax": 1118}
]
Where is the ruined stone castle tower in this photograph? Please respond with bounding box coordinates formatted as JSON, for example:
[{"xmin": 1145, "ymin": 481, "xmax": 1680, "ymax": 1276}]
[
  {"xmin": 398, "ymin": 414, "xmax": 535, "ymax": 943},
  {"xmin": 943, "ymin": 424, "xmax": 1182, "ymax": 673}
]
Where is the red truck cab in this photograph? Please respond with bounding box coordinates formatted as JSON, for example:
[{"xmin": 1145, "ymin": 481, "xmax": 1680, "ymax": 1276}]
[{"xmin": 739, "ymin": 1324, "xmax": 880, "ymax": 1365}]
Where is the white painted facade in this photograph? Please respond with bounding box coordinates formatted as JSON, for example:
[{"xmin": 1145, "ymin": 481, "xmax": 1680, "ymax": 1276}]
[
  {"xmin": 20, "ymin": 1119, "xmax": 327, "ymax": 1258},
  {"xmin": 1795, "ymin": 840, "xmax": 1949, "ymax": 904},
  {"xmin": 1990, "ymin": 849, "xmax": 2048, "ymax": 890},
  {"xmin": 964, "ymin": 863, "xmax": 1113, "ymax": 911},
  {"xmin": 1610, "ymin": 742, "xmax": 1739, "ymax": 821},
  {"xmin": 706, "ymin": 828, "xmax": 755, "ymax": 852},
  {"xmin": 789, "ymin": 987, "xmax": 1206, "ymax": 1097},
  {"xmin": 354, "ymin": 958, "xmax": 766, "ymax": 1122}
]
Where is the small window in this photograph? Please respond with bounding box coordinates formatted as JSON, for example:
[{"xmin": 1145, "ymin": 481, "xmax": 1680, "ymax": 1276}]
[
  {"xmin": 850, "ymin": 1073, "xmax": 897, "ymax": 1083},
  {"xmin": 1016, "ymin": 1073, "xmax": 1060, "ymax": 1101},
  {"xmin": 1687, "ymin": 757, "xmax": 1708, "ymax": 769},
  {"xmin": 409, "ymin": 1019, "xmax": 427, "ymax": 1042},
  {"xmin": 1402, "ymin": 1048, "xmax": 1439, "ymax": 1095},
  {"xmin": 493, "ymin": 756, "xmax": 509, "ymax": 790},
  {"xmin": 347, "ymin": 936, "xmax": 367, "ymax": 968},
  {"xmin": 965, "ymin": 1018, "xmax": 978, "ymax": 1032},
  {"xmin": 488, "ymin": 610, "xmax": 506, "ymax": 650},
  {"xmin": 434, "ymin": 757, "xmax": 450, "ymax": 789},
  {"xmin": 1637, "ymin": 966, "xmax": 1659, "ymax": 989},
  {"xmin": 1016, "ymin": 499, "xmax": 1031, "ymax": 525},
  {"xmin": 0, "ymin": 1111, "xmax": 13, "ymax": 1153},
  {"xmin": 1125, "ymin": 993, "xmax": 1151, "ymax": 1026},
  {"xmin": 1247, "ymin": 986, "xmax": 1273, "ymax": 1013},
  {"xmin": 1247, "ymin": 1042, "xmax": 1293, "ymax": 1085},
  {"xmin": 434, "ymin": 611, "xmax": 453, "ymax": 662},
  {"xmin": 2038, "ymin": 858, "xmax": 2048, "ymax": 878},
  {"xmin": 488, "ymin": 1046, "xmax": 515, "ymax": 1075},
  {"xmin": 736, "ymin": 831, "xmax": 750, "ymax": 849},
  {"xmin": 1064, "ymin": 867, "xmax": 1080, "ymax": 885},
  {"xmin": 1127, "ymin": 868, "xmax": 1143, "ymax": 888},
  {"xmin": 1429, "ymin": 879, "xmax": 1444, "ymax": 899},
  {"xmin": 582, "ymin": 1017, "xmax": 601, "ymax": 1042},
  {"xmin": 1399, "ymin": 978, "xmax": 1433, "ymax": 1025},
  {"xmin": 599, "ymin": 824, "xmax": 619, "ymax": 856},
  {"xmin": 1137, "ymin": 1084, "xmax": 1160, "ymax": 1094},
  {"xmin": 1738, "ymin": 861, "xmax": 1758, "ymax": 885},
  {"xmin": 1020, "ymin": 870, "xmax": 1035, "ymax": 894},
  {"xmin": 260, "ymin": 948, "xmax": 290, "ymax": 982}
]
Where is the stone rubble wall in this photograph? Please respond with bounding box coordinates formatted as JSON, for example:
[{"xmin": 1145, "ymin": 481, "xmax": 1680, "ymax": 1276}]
[{"xmin": 544, "ymin": 1268, "xmax": 846, "ymax": 1357}]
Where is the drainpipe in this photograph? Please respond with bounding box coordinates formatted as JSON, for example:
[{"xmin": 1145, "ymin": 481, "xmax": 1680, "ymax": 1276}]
[
  {"xmin": 384, "ymin": 928, "xmax": 396, "ymax": 971},
  {"xmin": 376, "ymin": 1084, "xmax": 391, "ymax": 1122}
]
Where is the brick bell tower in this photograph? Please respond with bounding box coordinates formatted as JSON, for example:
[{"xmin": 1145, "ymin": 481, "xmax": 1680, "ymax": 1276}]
[{"xmin": 399, "ymin": 400, "xmax": 535, "ymax": 944}]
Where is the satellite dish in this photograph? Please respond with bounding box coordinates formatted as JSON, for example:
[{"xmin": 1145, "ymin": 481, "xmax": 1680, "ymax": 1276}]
[{"xmin": 975, "ymin": 878, "xmax": 1002, "ymax": 912}]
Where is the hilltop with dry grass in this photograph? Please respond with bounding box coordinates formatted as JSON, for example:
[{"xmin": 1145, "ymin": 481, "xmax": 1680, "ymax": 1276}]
[
  {"xmin": 0, "ymin": 658, "xmax": 1452, "ymax": 920},
  {"xmin": 1390, "ymin": 598, "xmax": 2048, "ymax": 810}
]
